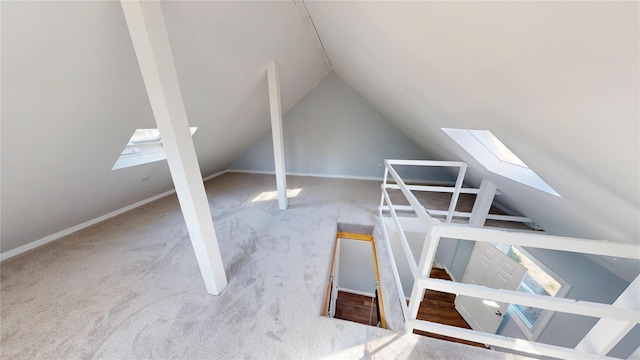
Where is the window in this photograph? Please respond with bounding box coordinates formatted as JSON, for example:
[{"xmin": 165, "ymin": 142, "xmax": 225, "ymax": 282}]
[
  {"xmin": 112, "ymin": 127, "xmax": 197, "ymax": 170},
  {"xmin": 495, "ymin": 244, "xmax": 570, "ymax": 340},
  {"xmin": 442, "ymin": 128, "xmax": 560, "ymax": 197}
]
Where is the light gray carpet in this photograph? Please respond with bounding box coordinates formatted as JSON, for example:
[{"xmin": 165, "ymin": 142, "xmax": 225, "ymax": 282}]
[{"xmin": 1, "ymin": 172, "xmax": 530, "ymax": 359}]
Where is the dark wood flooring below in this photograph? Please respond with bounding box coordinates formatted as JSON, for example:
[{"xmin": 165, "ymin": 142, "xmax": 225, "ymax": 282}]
[
  {"xmin": 413, "ymin": 268, "xmax": 487, "ymax": 348},
  {"xmin": 331, "ymin": 269, "xmax": 487, "ymax": 348},
  {"xmin": 333, "ymin": 291, "xmax": 379, "ymax": 327}
]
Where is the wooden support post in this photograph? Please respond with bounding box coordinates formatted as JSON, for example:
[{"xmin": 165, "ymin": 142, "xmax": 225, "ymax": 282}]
[
  {"xmin": 468, "ymin": 179, "xmax": 498, "ymax": 228},
  {"xmin": 267, "ymin": 61, "xmax": 288, "ymax": 210},
  {"xmin": 121, "ymin": 0, "xmax": 227, "ymax": 295}
]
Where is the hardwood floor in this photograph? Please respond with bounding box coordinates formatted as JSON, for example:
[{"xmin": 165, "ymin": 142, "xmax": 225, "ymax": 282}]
[
  {"xmin": 413, "ymin": 268, "xmax": 488, "ymax": 348},
  {"xmin": 332, "ymin": 269, "xmax": 486, "ymax": 348},
  {"xmin": 334, "ymin": 291, "xmax": 380, "ymax": 327}
]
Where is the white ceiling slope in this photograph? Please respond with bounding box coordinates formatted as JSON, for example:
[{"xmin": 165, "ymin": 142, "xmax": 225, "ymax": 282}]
[
  {"xmin": 1, "ymin": 1, "xmax": 327, "ymax": 253},
  {"xmin": 306, "ymin": 2, "xmax": 640, "ymax": 246}
]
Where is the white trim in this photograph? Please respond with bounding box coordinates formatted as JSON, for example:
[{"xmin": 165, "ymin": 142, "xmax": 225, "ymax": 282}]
[
  {"xmin": 435, "ymin": 225, "xmax": 638, "ymax": 259},
  {"xmin": 440, "ymin": 264, "xmax": 458, "ymax": 283},
  {"xmin": 0, "ymin": 189, "xmax": 174, "ymax": 262},
  {"xmin": 227, "ymin": 168, "xmax": 454, "ymax": 186},
  {"xmin": 378, "ymin": 210, "xmax": 410, "ymax": 322},
  {"xmin": 384, "ymin": 183, "xmax": 480, "ymax": 194},
  {"xmin": 411, "ymin": 320, "xmax": 619, "ymax": 360},
  {"xmin": 417, "ymin": 278, "xmax": 630, "ymax": 323},
  {"xmin": 381, "ymin": 206, "xmax": 532, "ymax": 223},
  {"xmin": 1, "ymin": 170, "xmax": 228, "ymax": 262},
  {"xmin": 203, "ymin": 169, "xmax": 228, "ymax": 182},
  {"xmin": 337, "ymin": 287, "xmax": 375, "ymax": 298}
]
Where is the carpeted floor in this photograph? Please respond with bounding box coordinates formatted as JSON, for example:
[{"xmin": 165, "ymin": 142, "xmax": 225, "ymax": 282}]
[{"xmin": 1, "ymin": 172, "xmax": 530, "ymax": 359}]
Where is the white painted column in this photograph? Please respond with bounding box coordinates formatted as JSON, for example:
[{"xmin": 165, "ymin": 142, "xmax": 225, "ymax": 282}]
[
  {"xmin": 575, "ymin": 275, "xmax": 639, "ymax": 356},
  {"xmin": 267, "ymin": 61, "xmax": 288, "ymax": 210},
  {"xmin": 468, "ymin": 179, "xmax": 498, "ymax": 228},
  {"xmin": 406, "ymin": 229, "xmax": 441, "ymax": 332},
  {"xmin": 446, "ymin": 165, "xmax": 467, "ymax": 224},
  {"xmin": 121, "ymin": 1, "xmax": 227, "ymax": 295}
]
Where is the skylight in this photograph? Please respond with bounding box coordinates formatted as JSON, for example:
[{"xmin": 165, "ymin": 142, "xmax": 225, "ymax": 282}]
[
  {"xmin": 442, "ymin": 128, "xmax": 560, "ymax": 197},
  {"xmin": 112, "ymin": 127, "xmax": 198, "ymax": 170},
  {"xmin": 128, "ymin": 128, "xmax": 161, "ymax": 144}
]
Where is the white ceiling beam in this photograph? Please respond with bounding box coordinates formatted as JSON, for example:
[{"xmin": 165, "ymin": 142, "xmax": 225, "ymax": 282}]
[
  {"xmin": 267, "ymin": 61, "xmax": 288, "ymax": 210},
  {"xmin": 120, "ymin": 0, "xmax": 227, "ymax": 295}
]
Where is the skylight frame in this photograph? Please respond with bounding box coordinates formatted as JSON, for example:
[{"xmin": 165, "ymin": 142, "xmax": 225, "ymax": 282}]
[
  {"xmin": 442, "ymin": 128, "xmax": 560, "ymax": 197},
  {"xmin": 127, "ymin": 128, "xmax": 162, "ymax": 145},
  {"xmin": 112, "ymin": 127, "xmax": 198, "ymax": 170}
]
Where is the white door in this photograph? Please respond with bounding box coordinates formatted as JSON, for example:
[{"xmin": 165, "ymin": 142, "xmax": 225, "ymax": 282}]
[{"xmin": 455, "ymin": 242, "xmax": 527, "ymax": 334}]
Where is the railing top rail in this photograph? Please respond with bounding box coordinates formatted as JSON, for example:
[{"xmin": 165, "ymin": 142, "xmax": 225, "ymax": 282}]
[
  {"xmin": 383, "ymin": 183, "xmax": 481, "ymax": 195},
  {"xmin": 385, "ymin": 159, "xmax": 468, "ymax": 168},
  {"xmin": 411, "ymin": 320, "xmax": 619, "ymax": 360},
  {"xmin": 381, "ymin": 188, "xmax": 419, "ymax": 278},
  {"xmin": 433, "ymin": 224, "xmax": 639, "ymax": 260},
  {"xmin": 384, "ymin": 161, "xmax": 440, "ymax": 229},
  {"xmin": 418, "ymin": 278, "xmax": 640, "ymax": 321}
]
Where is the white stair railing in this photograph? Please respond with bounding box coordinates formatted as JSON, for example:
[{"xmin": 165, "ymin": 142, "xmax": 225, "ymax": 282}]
[{"xmin": 378, "ymin": 159, "xmax": 640, "ymax": 360}]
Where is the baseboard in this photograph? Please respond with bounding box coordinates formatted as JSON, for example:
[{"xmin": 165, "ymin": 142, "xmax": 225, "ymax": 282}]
[
  {"xmin": 1, "ymin": 170, "xmax": 229, "ymax": 262},
  {"xmin": 441, "ymin": 265, "xmax": 457, "ymax": 283},
  {"xmin": 203, "ymin": 169, "xmax": 229, "ymax": 182},
  {"xmin": 227, "ymin": 169, "xmax": 454, "ymax": 185}
]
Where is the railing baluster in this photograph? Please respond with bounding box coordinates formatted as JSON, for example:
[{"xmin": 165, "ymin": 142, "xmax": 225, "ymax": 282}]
[{"xmin": 378, "ymin": 159, "xmax": 639, "ymax": 360}]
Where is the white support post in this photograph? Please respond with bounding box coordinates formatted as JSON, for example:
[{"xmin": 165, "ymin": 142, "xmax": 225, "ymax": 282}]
[
  {"xmin": 468, "ymin": 179, "xmax": 498, "ymax": 228},
  {"xmin": 575, "ymin": 275, "xmax": 640, "ymax": 356},
  {"xmin": 267, "ymin": 61, "xmax": 288, "ymax": 210},
  {"xmin": 406, "ymin": 229, "xmax": 441, "ymax": 331},
  {"xmin": 121, "ymin": 1, "xmax": 227, "ymax": 295},
  {"xmin": 446, "ymin": 165, "xmax": 467, "ymax": 224},
  {"xmin": 379, "ymin": 165, "xmax": 389, "ymax": 209}
]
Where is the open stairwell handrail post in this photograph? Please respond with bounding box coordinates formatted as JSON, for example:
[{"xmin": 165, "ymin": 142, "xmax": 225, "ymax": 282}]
[{"xmin": 379, "ymin": 159, "xmax": 640, "ymax": 360}]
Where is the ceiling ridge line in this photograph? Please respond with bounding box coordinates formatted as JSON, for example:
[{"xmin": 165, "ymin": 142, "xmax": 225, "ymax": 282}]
[{"xmin": 293, "ymin": 0, "xmax": 333, "ymax": 71}]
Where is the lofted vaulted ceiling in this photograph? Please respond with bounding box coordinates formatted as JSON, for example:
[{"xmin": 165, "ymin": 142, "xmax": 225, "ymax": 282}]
[
  {"xmin": 1, "ymin": 0, "xmax": 638, "ymax": 276},
  {"xmin": 305, "ymin": 1, "xmax": 639, "ymax": 247},
  {"xmin": 1, "ymin": 1, "xmax": 327, "ymax": 252}
]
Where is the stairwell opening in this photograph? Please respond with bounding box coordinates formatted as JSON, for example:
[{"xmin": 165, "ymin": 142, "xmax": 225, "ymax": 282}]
[{"xmin": 322, "ymin": 223, "xmax": 386, "ymax": 328}]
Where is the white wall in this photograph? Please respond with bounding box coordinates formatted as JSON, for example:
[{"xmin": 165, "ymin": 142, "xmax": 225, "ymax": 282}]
[
  {"xmin": 337, "ymin": 239, "xmax": 377, "ymax": 295},
  {"xmin": 230, "ymin": 72, "xmax": 453, "ymax": 183},
  {"xmin": 387, "ymin": 229, "xmax": 426, "ymax": 299},
  {"xmin": 306, "ymin": 1, "xmax": 640, "ymax": 253},
  {"xmin": 435, "ymin": 238, "xmax": 475, "ymax": 282},
  {"xmin": 1, "ymin": 1, "xmax": 327, "ymax": 254}
]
